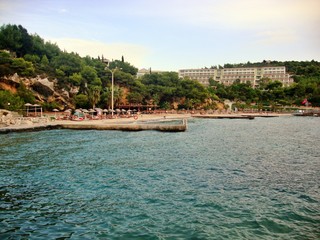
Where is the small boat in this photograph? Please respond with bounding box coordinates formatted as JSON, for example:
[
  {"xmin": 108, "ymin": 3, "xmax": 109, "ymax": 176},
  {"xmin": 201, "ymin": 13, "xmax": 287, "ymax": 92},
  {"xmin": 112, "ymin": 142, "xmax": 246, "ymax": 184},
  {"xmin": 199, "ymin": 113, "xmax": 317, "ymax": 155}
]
[{"xmin": 293, "ymin": 110, "xmax": 320, "ymax": 117}]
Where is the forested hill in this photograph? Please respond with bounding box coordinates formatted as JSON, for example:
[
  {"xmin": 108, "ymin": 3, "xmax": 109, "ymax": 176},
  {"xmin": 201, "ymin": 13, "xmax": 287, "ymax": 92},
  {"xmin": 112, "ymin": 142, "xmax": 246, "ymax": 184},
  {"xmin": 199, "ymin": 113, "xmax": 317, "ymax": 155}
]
[{"xmin": 1, "ymin": 23, "xmax": 320, "ymax": 111}]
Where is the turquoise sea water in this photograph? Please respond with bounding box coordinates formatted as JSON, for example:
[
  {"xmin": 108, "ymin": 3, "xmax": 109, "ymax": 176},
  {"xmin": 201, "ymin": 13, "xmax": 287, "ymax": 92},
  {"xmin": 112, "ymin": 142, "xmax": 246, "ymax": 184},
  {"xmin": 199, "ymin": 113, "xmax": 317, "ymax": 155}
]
[{"xmin": 0, "ymin": 116, "xmax": 319, "ymax": 239}]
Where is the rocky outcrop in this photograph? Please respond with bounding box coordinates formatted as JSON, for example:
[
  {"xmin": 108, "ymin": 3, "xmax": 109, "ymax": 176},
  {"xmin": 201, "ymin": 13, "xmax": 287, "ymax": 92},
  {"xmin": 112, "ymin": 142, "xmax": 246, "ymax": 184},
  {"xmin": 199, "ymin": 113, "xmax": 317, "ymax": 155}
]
[
  {"xmin": 0, "ymin": 73, "xmax": 75, "ymax": 108},
  {"xmin": 0, "ymin": 109, "xmax": 21, "ymax": 126}
]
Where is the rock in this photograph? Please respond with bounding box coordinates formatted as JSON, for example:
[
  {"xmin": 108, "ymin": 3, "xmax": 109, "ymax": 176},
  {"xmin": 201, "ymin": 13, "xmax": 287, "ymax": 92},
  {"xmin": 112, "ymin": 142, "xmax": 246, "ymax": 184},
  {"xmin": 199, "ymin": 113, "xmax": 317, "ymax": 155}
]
[
  {"xmin": 37, "ymin": 77, "xmax": 54, "ymax": 91},
  {"xmin": 0, "ymin": 73, "xmax": 74, "ymax": 108},
  {"xmin": 59, "ymin": 88, "xmax": 70, "ymax": 99},
  {"xmin": 32, "ymin": 81, "xmax": 54, "ymax": 97},
  {"xmin": 70, "ymin": 86, "xmax": 79, "ymax": 95},
  {"xmin": 21, "ymin": 120, "xmax": 33, "ymax": 125}
]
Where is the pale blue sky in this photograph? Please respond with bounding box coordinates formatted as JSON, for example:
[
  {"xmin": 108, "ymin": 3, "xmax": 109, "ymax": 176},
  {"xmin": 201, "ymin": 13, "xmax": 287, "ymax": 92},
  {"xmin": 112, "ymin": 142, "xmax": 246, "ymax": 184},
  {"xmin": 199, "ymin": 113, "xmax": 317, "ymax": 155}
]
[{"xmin": 1, "ymin": 0, "xmax": 319, "ymax": 71}]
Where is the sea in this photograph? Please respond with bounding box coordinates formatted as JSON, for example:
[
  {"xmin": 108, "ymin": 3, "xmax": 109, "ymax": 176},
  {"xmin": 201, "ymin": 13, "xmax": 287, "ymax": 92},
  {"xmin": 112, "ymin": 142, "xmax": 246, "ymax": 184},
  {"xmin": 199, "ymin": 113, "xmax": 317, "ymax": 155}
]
[{"xmin": 0, "ymin": 116, "xmax": 319, "ymax": 239}]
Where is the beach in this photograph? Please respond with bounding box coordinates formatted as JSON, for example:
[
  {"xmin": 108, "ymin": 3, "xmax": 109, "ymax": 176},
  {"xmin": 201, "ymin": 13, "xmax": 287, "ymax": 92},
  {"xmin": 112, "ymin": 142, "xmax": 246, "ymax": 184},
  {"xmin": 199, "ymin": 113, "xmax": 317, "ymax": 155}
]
[
  {"xmin": 0, "ymin": 113, "xmax": 192, "ymax": 133},
  {"xmin": 0, "ymin": 111, "xmax": 295, "ymax": 133}
]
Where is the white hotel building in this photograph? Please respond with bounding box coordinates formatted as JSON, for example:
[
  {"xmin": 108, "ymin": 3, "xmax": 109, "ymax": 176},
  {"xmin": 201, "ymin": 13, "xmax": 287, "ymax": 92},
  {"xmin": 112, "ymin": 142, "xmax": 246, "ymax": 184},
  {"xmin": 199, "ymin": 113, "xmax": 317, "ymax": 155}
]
[{"xmin": 178, "ymin": 66, "xmax": 294, "ymax": 87}]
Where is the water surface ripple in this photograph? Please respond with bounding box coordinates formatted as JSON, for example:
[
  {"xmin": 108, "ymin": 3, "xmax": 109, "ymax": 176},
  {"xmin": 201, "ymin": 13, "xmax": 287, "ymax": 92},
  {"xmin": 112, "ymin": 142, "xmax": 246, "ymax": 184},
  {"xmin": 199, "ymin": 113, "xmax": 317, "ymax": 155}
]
[{"xmin": 1, "ymin": 117, "xmax": 319, "ymax": 239}]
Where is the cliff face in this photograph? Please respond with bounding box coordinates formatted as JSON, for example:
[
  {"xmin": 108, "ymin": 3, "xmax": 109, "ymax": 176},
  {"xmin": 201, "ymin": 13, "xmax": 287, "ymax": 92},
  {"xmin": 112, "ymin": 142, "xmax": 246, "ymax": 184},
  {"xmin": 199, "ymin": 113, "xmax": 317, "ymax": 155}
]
[{"xmin": 0, "ymin": 73, "xmax": 78, "ymax": 108}]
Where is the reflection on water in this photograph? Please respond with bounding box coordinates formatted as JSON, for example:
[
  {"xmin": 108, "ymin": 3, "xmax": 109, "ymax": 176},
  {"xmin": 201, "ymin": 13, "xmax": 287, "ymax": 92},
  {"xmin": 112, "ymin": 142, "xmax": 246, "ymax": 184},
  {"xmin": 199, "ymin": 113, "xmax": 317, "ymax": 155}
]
[{"xmin": 1, "ymin": 117, "xmax": 320, "ymax": 239}]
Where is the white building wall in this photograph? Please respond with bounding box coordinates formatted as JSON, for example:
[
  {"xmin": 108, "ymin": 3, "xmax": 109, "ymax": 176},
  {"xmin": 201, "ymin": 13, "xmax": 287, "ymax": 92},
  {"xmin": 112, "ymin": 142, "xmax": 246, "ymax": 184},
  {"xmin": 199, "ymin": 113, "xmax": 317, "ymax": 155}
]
[{"xmin": 179, "ymin": 66, "xmax": 294, "ymax": 87}]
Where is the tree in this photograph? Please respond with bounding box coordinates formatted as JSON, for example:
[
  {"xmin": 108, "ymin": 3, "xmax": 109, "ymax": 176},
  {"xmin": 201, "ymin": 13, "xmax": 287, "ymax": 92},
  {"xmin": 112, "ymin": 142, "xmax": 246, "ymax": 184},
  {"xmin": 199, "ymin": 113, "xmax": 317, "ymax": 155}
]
[
  {"xmin": 0, "ymin": 24, "xmax": 22, "ymax": 54},
  {"xmin": 40, "ymin": 55, "xmax": 49, "ymax": 67},
  {"xmin": 11, "ymin": 58, "xmax": 35, "ymax": 76},
  {"xmin": 100, "ymin": 87, "xmax": 111, "ymax": 108},
  {"xmin": 17, "ymin": 81, "xmax": 36, "ymax": 103},
  {"xmin": 88, "ymin": 86, "xmax": 101, "ymax": 109},
  {"xmin": 113, "ymin": 86, "xmax": 124, "ymax": 106},
  {"xmin": 23, "ymin": 54, "xmax": 40, "ymax": 64},
  {"xmin": 0, "ymin": 50, "xmax": 13, "ymax": 76},
  {"xmin": 74, "ymin": 94, "xmax": 89, "ymax": 109},
  {"xmin": 81, "ymin": 65, "xmax": 101, "ymax": 87},
  {"xmin": 127, "ymin": 91, "xmax": 143, "ymax": 104},
  {"xmin": 69, "ymin": 72, "xmax": 82, "ymax": 86},
  {"xmin": 17, "ymin": 25, "xmax": 33, "ymax": 57},
  {"xmin": 51, "ymin": 52, "xmax": 82, "ymax": 76},
  {"xmin": 0, "ymin": 90, "xmax": 24, "ymax": 110},
  {"xmin": 108, "ymin": 60, "xmax": 138, "ymax": 75}
]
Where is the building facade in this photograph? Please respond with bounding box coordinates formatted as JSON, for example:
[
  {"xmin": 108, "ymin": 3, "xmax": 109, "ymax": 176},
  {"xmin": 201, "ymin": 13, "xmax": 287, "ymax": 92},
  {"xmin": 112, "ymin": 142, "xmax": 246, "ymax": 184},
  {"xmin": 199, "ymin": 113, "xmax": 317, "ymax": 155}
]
[
  {"xmin": 137, "ymin": 68, "xmax": 164, "ymax": 78},
  {"xmin": 179, "ymin": 66, "xmax": 294, "ymax": 87}
]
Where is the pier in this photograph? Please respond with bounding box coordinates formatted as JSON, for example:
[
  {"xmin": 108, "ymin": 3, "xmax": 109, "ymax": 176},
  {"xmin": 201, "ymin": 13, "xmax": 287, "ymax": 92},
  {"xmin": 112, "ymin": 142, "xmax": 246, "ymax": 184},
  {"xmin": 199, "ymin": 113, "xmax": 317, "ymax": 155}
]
[
  {"xmin": 193, "ymin": 115, "xmax": 255, "ymax": 120},
  {"xmin": 0, "ymin": 118, "xmax": 188, "ymax": 133}
]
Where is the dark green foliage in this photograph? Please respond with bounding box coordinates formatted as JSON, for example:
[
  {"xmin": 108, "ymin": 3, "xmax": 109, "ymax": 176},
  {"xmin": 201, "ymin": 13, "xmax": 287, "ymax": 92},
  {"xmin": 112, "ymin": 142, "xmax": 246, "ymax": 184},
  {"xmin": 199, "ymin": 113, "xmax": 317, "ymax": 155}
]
[
  {"xmin": 0, "ymin": 24, "xmax": 23, "ymax": 55},
  {"xmin": 11, "ymin": 58, "xmax": 35, "ymax": 76},
  {"xmin": 1, "ymin": 23, "xmax": 320, "ymax": 110},
  {"xmin": 17, "ymin": 81, "xmax": 36, "ymax": 103},
  {"xmin": 41, "ymin": 101, "xmax": 60, "ymax": 111},
  {"xmin": 0, "ymin": 90, "xmax": 24, "ymax": 110},
  {"xmin": 108, "ymin": 60, "xmax": 138, "ymax": 76},
  {"xmin": 0, "ymin": 50, "xmax": 14, "ymax": 76},
  {"xmin": 74, "ymin": 94, "xmax": 90, "ymax": 109}
]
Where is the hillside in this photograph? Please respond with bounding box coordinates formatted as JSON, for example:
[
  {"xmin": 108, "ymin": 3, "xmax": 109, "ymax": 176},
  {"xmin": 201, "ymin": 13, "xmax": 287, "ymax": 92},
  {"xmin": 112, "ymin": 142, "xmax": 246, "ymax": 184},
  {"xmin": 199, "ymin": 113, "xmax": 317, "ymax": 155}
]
[{"xmin": 1, "ymin": 23, "xmax": 320, "ymax": 112}]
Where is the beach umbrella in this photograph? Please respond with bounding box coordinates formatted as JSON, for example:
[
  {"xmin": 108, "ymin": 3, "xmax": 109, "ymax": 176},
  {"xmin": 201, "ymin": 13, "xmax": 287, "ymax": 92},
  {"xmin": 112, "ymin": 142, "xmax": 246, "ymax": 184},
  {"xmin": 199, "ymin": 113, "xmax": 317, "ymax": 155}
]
[
  {"xmin": 88, "ymin": 109, "xmax": 95, "ymax": 118},
  {"xmin": 24, "ymin": 103, "xmax": 32, "ymax": 116},
  {"xmin": 115, "ymin": 109, "xmax": 121, "ymax": 113},
  {"xmin": 53, "ymin": 108, "xmax": 59, "ymax": 118},
  {"xmin": 121, "ymin": 109, "xmax": 126, "ymax": 113},
  {"xmin": 95, "ymin": 108, "xmax": 102, "ymax": 115},
  {"xmin": 33, "ymin": 104, "xmax": 40, "ymax": 116},
  {"xmin": 82, "ymin": 109, "xmax": 89, "ymax": 113},
  {"xmin": 102, "ymin": 109, "xmax": 108, "ymax": 115},
  {"xmin": 64, "ymin": 109, "xmax": 72, "ymax": 117}
]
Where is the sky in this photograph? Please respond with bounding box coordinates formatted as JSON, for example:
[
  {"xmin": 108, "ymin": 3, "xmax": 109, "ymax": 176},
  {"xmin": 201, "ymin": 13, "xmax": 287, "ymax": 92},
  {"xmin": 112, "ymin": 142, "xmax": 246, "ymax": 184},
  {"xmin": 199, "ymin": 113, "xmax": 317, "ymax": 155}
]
[{"xmin": 0, "ymin": 0, "xmax": 319, "ymax": 71}]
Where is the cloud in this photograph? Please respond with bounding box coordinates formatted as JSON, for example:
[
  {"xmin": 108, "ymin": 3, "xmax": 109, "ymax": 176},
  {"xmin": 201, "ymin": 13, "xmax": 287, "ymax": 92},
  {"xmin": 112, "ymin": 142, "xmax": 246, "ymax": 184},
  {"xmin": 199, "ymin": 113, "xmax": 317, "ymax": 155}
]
[
  {"xmin": 127, "ymin": 0, "xmax": 319, "ymax": 30},
  {"xmin": 48, "ymin": 38, "xmax": 150, "ymax": 67},
  {"xmin": 254, "ymin": 30, "xmax": 296, "ymax": 46},
  {"xmin": 59, "ymin": 8, "xmax": 68, "ymax": 13}
]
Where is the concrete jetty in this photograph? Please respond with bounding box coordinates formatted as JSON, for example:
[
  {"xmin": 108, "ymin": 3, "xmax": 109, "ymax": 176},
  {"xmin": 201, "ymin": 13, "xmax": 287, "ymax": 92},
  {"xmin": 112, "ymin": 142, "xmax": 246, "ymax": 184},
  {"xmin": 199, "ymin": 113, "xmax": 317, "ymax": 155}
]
[
  {"xmin": 193, "ymin": 115, "xmax": 255, "ymax": 120},
  {"xmin": 0, "ymin": 118, "xmax": 188, "ymax": 133}
]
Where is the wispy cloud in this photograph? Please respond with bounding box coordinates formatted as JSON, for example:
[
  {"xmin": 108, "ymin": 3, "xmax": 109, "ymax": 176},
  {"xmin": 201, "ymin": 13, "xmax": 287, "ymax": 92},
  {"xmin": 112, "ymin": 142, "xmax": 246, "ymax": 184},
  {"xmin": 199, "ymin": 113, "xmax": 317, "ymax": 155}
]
[
  {"xmin": 1, "ymin": 0, "xmax": 319, "ymax": 70},
  {"xmin": 254, "ymin": 30, "xmax": 296, "ymax": 46},
  {"xmin": 126, "ymin": 0, "xmax": 320, "ymax": 30},
  {"xmin": 59, "ymin": 8, "xmax": 68, "ymax": 13}
]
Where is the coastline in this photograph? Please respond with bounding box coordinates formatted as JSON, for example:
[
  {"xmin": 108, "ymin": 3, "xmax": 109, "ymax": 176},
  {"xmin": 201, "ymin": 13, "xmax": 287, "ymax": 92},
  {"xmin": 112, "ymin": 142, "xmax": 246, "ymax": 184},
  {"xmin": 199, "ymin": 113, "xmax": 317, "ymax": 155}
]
[
  {"xmin": 0, "ymin": 114, "xmax": 190, "ymax": 133},
  {"xmin": 0, "ymin": 112, "xmax": 295, "ymax": 134}
]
